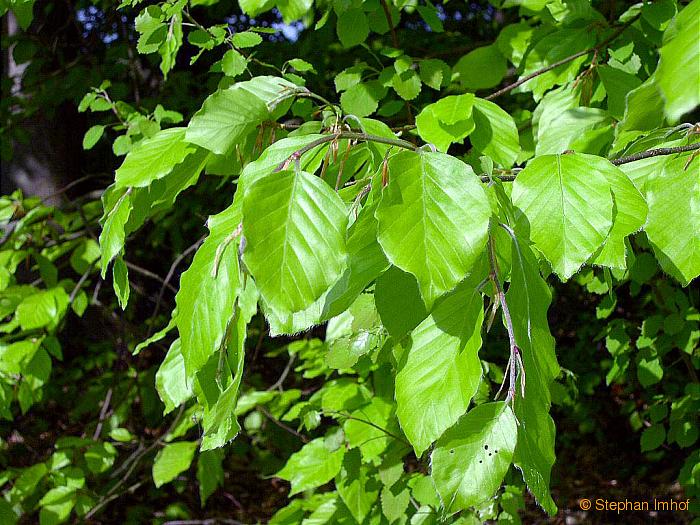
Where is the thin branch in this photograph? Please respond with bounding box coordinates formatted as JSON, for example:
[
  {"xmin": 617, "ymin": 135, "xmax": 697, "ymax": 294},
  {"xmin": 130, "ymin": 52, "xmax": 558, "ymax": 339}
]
[
  {"xmin": 93, "ymin": 387, "xmax": 113, "ymax": 440},
  {"xmin": 163, "ymin": 518, "xmax": 245, "ymax": 525},
  {"xmin": 485, "ymin": 15, "xmax": 640, "ymax": 101},
  {"xmin": 147, "ymin": 236, "xmax": 205, "ymax": 337},
  {"xmin": 380, "ymin": 0, "xmax": 399, "ymax": 48},
  {"xmin": 277, "ymin": 131, "xmax": 417, "ymax": 172},
  {"xmin": 325, "ymin": 410, "xmax": 411, "ymax": 447},
  {"xmin": 258, "ymin": 406, "xmax": 309, "ymax": 443},
  {"xmin": 266, "ymin": 354, "xmax": 296, "ymax": 391},
  {"xmin": 123, "ymin": 261, "xmax": 178, "ymax": 293},
  {"xmin": 487, "ymin": 229, "xmax": 524, "ymax": 403},
  {"xmin": 610, "ymin": 142, "xmax": 700, "ymax": 165}
]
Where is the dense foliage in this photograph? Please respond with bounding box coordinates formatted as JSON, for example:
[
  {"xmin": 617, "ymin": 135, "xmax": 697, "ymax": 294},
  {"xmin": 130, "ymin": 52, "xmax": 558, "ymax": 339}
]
[{"xmin": 1, "ymin": 0, "xmax": 699, "ymax": 523}]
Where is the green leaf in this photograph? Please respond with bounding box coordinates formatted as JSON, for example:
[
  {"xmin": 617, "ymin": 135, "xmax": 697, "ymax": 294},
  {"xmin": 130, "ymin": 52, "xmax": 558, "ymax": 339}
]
[
  {"xmin": 277, "ymin": 0, "xmax": 313, "ymax": 23},
  {"xmin": 470, "ymin": 98, "xmax": 520, "ymax": 167},
  {"xmin": 381, "ymin": 483, "xmax": 411, "ymax": 523},
  {"xmin": 655, "ymin": 0, "xmax": 700, "ymax": 121},
  {"xmin": 176, "ymin": 203, "xmax": 241, "ymax": 377},
  {"xmin": 640, "ymin": 424, "xmax": 666, "ymax": 452},
  {"xmin": 109, "ymin": 428, "xmax": 133, "ymax": 442},
  {"xmin": 159, "ymin": 13, "xmax": 182, "ymax": 79},
  {"xmin": 99, "ymin": 188, "xmax": 132, "ymax": 276},
  {"xmin": 112, "ymin": 256, "xmax": 130, "ymax": 310},
  {"xmin": 336, "ymin": 449, "xmax": 380, "ymax": 523},
  {"xmin": 419, "ymin": 59, "xmax": 449, "ymax": 90},
  {"xmin": 391, "ymin": 69, "xmax": 421, "ymax": 101},
  {"xmin": 16, "ymin": 288, "xmax": 69, "ymax": 331},
  {"xmin": 152, "ymin": 441, "xmax": 198, "ymax": 488},
  {"xmin": 511, "ymin": 153, "xmax": 615, "ymax": 279},
  {"xmin": 431, "ymin": 402, "xmax": 517, "ymax": 514},
  {"xmin": 115, "ymin": 128, "xmax": 195, "ymax": 189},
  {"xmin": 518, "ymin": 28, "xmax": 595, "ymax": 100},
  {"xmin": 276, "ymin": 437, "xmax": 345, "ymax": 495},
  {"xmin": 643, "ymin": 149, "xmax": 700, "ymax": 285},
  {"xmin": 221, "ymin": 49, "xmax": 248, "ymax": 77},
  {"xmin": 396, "ymin": 272, "xmax": 485, "ymax": 456},
  {"xmin": 185, "ymin": 85, "xmax": 268, "ymax": 155},
  {"xmin": 375, "ymin": 151, "xmax": 491, "ymax": 307},
  {"xmin": 82, "ymin": 125, "xmax": 105, "ymax": 150},
  {"xmin": 156, "ymin": 339, "xmax": 193, "ymax": 414},
  {"xmin": 589, "ymin": 165, "xmax": 647, "ymax": 269},
  {"xmin": 242, "ymin": 170, "xmax": 348, "ymax": 314},
  {"xmin": 415, "ymin": 94, "xmax": 476, "ymax": 152},
  {"xmin": 375, "ymin": 266, "xmax": 427, "ymax": 339},
  {"xmin": 232, "ymin": 31, "xmax": 263, "ymax": 48},
  {"xmin": 454, "ymin": 45, "xmax": 507, "ymax": 90},
  {"xmin": 38, "ymin": 486, "xmax": 76, "ymax": 525},
  {"xmin": 200, "ymin": 301, "xmax": 250, "ymax": 450},
  {"xmin": 344, "ymin": 397, "xmax": 401, "ymax": 462},
  {"xmin": 597, "ymin": 66, "xmax": 642, "ymax": 120},
  {"xmin": 337, "ymin": 8, "xmax": 369, "ymax": 48},
  {"xmin": 326, "ymin": 294, "xmax": 382, "ymax": 369},
  {"xmin": 197, "ymin": 449, "xmax": 224, "ymax": 505},
  {"xmin": 340, "ymin": 81, "xmax": 386, "ymax": 117},
  {"xmin": 507, "ymin": 236, "xmax": 559, "ymax": 515},
  {"xmin": 321, "ymin": 200, "xmax": 390, "ymax": 320},
  {"xmin": 535, "ymin": 107, "xmax": 611, "ymax": 156}
]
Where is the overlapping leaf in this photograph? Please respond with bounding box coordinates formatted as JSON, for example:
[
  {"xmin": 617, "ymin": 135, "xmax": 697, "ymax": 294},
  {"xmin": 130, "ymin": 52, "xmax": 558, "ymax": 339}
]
[
  {"xmin": 375, "ymin": 151, "xmax": 490, "ymax": 307},
  {"xmin": 242, "ymin": 170, "xmax": 348, "ymax": 314},
  {"xmin": 511, "ymin": 153, "xmax": 615, "ymax": 279},
  {"xmin": 395, "ymin": 271, "xmax": 486, "ymax": 457}
]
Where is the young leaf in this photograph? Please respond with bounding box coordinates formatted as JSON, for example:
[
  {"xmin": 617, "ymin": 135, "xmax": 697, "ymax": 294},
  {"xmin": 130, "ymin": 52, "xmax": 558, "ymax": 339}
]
[
  {"xmin": 590, "ymin": 164, "xmax": 647, "ymax": 269},
  {"xmin": 185, "ymin": 85, "xmax": 268, "ymax": 155},
  {"xmin": 375, "ymin": 151, "xmax": 491, "ymax": 307},
  {"xmin": 396, "ymin": 271, "xmax": 486, "ymax": 457},
  {"xmin": 155, "ymin": 339, "xmax": 193, "ymax": 414},
  {"xmin": 197, "ymin": 449, "xmax": 224, "ymax": 506},
  {"xmin": 152, "ymin": 441, "xmax": 198, "ymax": 488},
  {"xmin": 275, "ymin": 438, "xmax": 345, "ymax": 495},
  {"xmin": 644, "ymin": 154, "xmax": 700, "ymax": 285},
  {"xmin": 507, "ymin": 236, "xmax": 559, "ymax": 515},
  {"xmin": 242, "ymin": 170, "xmax": 348, "ymax": 314},
  {"xmin": 115, "ymin": 128, "xmax": 196, "ymax": 189},
  {"xmin": 336, "ymin": 449, "xmax": 380, "ymax": 523},
  {"xmin": 655, "ymin": 0, "xmax": 700, "ymax": 121},
  {"xmin": 470, "ymin": 98, "xmax": 520, "ymax": 167},
  {"xmin": 175, "ymin": 203, "xmax": 242, "ymax": 377},
  {"xmin": 511, "ymin": 153, "xmax": 615, "ymax": 280},
  {"xmin": 82, "ymin": 125, "xmax": 105, "ymax": 150},
  {"xmin": 430, "ymin": 402, "xmax": 517, "ymax": 514}
]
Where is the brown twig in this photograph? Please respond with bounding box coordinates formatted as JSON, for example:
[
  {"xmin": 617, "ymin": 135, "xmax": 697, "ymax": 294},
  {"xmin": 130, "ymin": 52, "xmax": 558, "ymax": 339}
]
[{"xmin": 485, "ymin": 15, "xmax": 640, "ymax": 101}]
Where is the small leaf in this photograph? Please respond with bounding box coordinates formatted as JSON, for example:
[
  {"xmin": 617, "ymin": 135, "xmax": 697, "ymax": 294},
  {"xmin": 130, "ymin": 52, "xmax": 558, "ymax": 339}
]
[
  {"xmin": 337, "ymin": 8, "xmax": 370, "ymax": 48},
  {"xmin": 233, "ymin": 31, "xmax": 263, "ymax": 48},
  {"xmin": 431, "ymin": 402, "xmax": 517, "ymax": 514},
  {"xmin": 640, "ymin": 424, "xmax": 666, "ymax": 452},
  {"xmin": 152, "ymin": 441, "xmax": 198, "ymax": 488},
  {"xmin": 82, "ymin": 125, "xmax": 105, "ymax": 150},
  {"xmin": 276, "ymin": 438, "xmax": 345, "ymax": 495},
  {"xmin": 221, "ymin": 49, "xmax": 248, "ymax": 77}
]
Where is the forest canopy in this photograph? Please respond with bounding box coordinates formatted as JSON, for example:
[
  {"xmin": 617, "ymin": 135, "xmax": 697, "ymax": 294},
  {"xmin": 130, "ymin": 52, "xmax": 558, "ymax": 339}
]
[{"xmin": 0, "ymin": 0, "xmax": 699, "ymax": 523}]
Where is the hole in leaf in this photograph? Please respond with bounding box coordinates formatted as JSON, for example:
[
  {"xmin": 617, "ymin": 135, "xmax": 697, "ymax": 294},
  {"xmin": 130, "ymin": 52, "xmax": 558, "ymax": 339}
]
[
  {"xmin": 484, "ymin": 445, "xmax": 488, "ymax": 450},
  {"xmin": 450, "ymin": 449, "xmax": 454, "ymax": 454}
]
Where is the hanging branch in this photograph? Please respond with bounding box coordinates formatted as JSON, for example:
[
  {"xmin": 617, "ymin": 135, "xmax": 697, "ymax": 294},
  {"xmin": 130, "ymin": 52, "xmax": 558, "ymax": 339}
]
[{"xmin": 487, "ymin": 228, "xmax": 525, "ymax": 403}]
